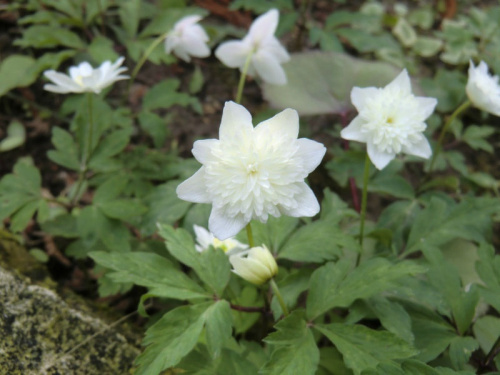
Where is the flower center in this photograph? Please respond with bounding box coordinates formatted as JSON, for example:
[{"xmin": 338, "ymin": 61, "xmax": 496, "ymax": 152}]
[{"xmin": 246, "ymin": 162, "xmax": 258, "ymax": 175}]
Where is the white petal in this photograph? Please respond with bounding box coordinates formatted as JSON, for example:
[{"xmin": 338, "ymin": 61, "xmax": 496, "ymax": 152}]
[
  {"xmin": 294, "ymin": 139, "xmax": 326, "ymax": 173},
  {"xmin": 165, "ymin": 35, "xmax": 179, "ymax": 54},
  {"xmin": 280, "ymin": 183, "xmax": 320, "ymax": 217},
  {"xmin": 254, "ymin": 108, "xmax": 298, "ymax": 140},
  {"xmin": 175, "ymin": 15, "xmax": 203, "ymax": 30},
  {"xmin": 248, "ymin": 9, "xmax": 279, "ymax": 43},
  {"xmin": 219, "ymin": 101, "xmax": 254, "ymax": 142},
  {"xmin": 340, "ymin": 116, "xmax": 368, "ymax": 142},
  {"xmin": 261, "ymin": 37, "xmax": 290, "ymax": 63},
  {"xmin": 193, "ymin": 224, "xmax": 212, "ymax": 251},
  {"xmin": 209, "ymin": 208, "xmax": 247, "ymax": 240},
  {"xmin": 176, "ymin": 167, "xmax": 211, "ymax": 203},
  {"xmin": 385, "ymin": 69, "xmax": 411, "ymax": 95},
  {"xmin": 215, "ymin": 41, "xmax": 251, "ymax": 68},
  {"xmin": 43, "ymin": 83, "xmax": 77, "ymax": 94},
  {"xmin": 252, "ymin": 50, "xmax": 287, "ymax": 85},
  {"xmin": 350, "ymin": 87, "xmax": 379, "ymax": 111},
  {"xmin": 367, "ymin": 142, "xmax": 395, "ymax": 170},
  {"xmin": 402, "ymin": 135, "xmax": 432, "ymax": 159},
  {"xmin": 192, "ymin": 139, "xmax": 217, "ymax": 164},
  {"xmin": 173, "ymin": 45, "xmax": 192, "ymax": 62},
  {"xmin": 229, "ymin": 255, "xmax": 269, "ymax": 285},
  {"xmin": 181, "ymin": 26, "xmax": 210, "ymax": 58},
  {"xmin": 415, "ymin": 97, "xmax": 437, "ymax": 120},
  {"xmin": 43, "ymin": 70, "xmax": 82, "ymax": 93}
]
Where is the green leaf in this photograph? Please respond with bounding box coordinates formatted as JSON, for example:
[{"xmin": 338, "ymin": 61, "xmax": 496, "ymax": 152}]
[
  {"xmin": 315, "ymin": 324, "xmax": 417, "ymax": 375},
  {"xmin": 198, "ymin": 247, "xmax": 231, "ymax": 296},
  {"xmin": 420, "ymin": 69, "xmax": 466, "ymax": 113},
  {"xmin": 135, "ymin": 303, "xmax": 209, "ymax": 375},
  {"xmin": 40, "ymin": 213, "xmax": 79, "ymax": 238},
  {"xmin": 368, "ymin": 296, "xmax": 414, "ymax": 344},
  {"xmin": 143, "ymin": 79, "xmax": 201, "ymax": 113},
  {"xmin": 47, "ymin": 127, "xmax": 80, "ymax": 171},
  {"xmin": 138, "ymin": 110, "xmax": 170, "ymax": 149},
  {"xmin": 279, "ymin": 221, "xmax": 357, "ymax": 263},
  {"xmin": 15, "ymin": 25, "xmax": 86, "ymax": 49},
  {"xmin": 307, "ymin": 258, "xmax": 426, "ymax": 319},
  {"xmin": 449, "ymin": 336, "xmax": 478, "ymax": 370},
  {"xmin": 270, "ymin": 269, "xmax": 312, "ymax": 319},
  {"xmin": 473, "ymin": 315, "xmax": 500, "ymax": 356},
  {"xmin": 203, "ymin": 300, "xmax": 232, "ymax": 359},
  {"xmin": 88, "ymin": 128, "xmax": 131, "ymax": 168},
  {"xmin": 0, "ymin": 55, "xmax": 36, "ymax": 96},
  {"xmin": 261, "ymin": 311, "xmax": 320, "ymax": 375},
  {"xmin": 413, "ymin": 37, "xmax": 443, "ymax": 57},
  {"xmin": 77, "ymin": 206, "xmax": 107, "ymax": 247},
  {"xmin": 475, "ymin": 242, "xmax": 500, "ymax": 312},
  {"xmin": 89, "ymin": 251, "xmax": 209, "ymax": 300},
  {"xmin": 118, "ymin": 0, "xmax": 141, "ymax": 37},
  {"xmin": 158, "ymin": 224, "xmax": 199, "ymax": 268},
  {"xmin": 10, "ymin": 199, "xmax": 40, "ymax": 232},
  {"xmin": 99, "ymin": 199, "xmax": 148, "ymax": 220},
  {"xmin": 93, "ymin": 175, "xmax": 129, "ymax": 205},
  {"xmin": 88, "ymin": 36, "xmax": 119, "ymax": 62},
  {"xmin": 462, "ymin": 125, "xmax": 495, "ymax": 153},
  {"xmin": 370, "ymin": 171, "xmax": 415, "ymax": 199},
  {"xmin": 393, "ymin": 18, "xmax": 417, "ymax": 47},
  {"xmin": 250, "ymin": 216, "xmax": 298, "ymax": 254},
  {"xmin": 262, "ymin": 51, "xmax": 401, "ymax": 116},
  {"xmin": 0, "ymin": 121, "xmax": 26, "ymax": 152}
]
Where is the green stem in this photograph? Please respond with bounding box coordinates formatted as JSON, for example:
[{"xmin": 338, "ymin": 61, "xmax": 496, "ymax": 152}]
[
  {"xmin": 246, "ymin": 222, "xmax": 255, "ymax": 248},
  {"xmin": 429, "ymin": 100, "xmax": 471, "ymax": 172},
  {"xmin": 270, "ymin": 278, "xmax": 289, "ymax": 317},
  {"xmin": 235, "ymin": 51, "xmax": 254, "ymax": 104},
  {"xmin": 357, "ymin": 152, "xmax": 371, "ymax": 266},
  {"xmin": 129, "ymin": 33, "xmax": 168, "ymax": 88}
]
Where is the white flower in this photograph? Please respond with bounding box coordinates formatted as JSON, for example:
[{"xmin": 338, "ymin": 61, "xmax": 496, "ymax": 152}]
[
  {"xmin": 341, "ymin": 69, "xmax": 437, "ymax": 170},
  {"xmin": 466, "ymin": 60, "xmax": 500, "ymax": 117},
  {"xmin": 165, "ymin": 15, "xmax": 210, "ymax": 62},
  {"xmin": 215, "ymin": 9, "xmax": 290, "ymax": 85},
  {"xmin": 229, "ymin": 245, "xmax": 278, "ymax": 285},
  {"xmin": 176, "ymin": 101, "xmax": 326, "ymax": 240},
  {"xmin": 193, "ymin": 225, "xmax": 248, "ymax": 255},
  {"xmin": 43, "ymin": 57, "xmax": 128, "ymax": 94}
]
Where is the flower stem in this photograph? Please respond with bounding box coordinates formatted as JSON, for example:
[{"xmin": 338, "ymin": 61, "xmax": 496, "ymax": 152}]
[
  {"xmin": 357, "ymin": 152, "xmax": 370, "ymax": 266},
  {"xmin": 129, "ymin": 33, "xmax": 168, "ymax": 89},
  {"xmin": 246, "ymin": 222, "xmax": 255, "ymax": 248},
  {"xmin": 235, "ymin": 51, "xmax": 254, "ymax": 104},
  {"xmin": 270, "ymin": 278, "xmax": 289, "ymax": 317},
  {"xmin": 428, "ymin": 100, "xmax": 471, "ymax": 172}
]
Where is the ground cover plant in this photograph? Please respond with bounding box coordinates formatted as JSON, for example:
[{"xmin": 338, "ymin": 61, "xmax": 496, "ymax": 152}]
[{"xmin": 1, "ymin": 0, "xmax": 500, "ymax": 374}]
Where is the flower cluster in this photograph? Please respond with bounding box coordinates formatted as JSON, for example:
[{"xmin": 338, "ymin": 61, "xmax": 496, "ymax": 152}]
[{"xmin": 176, "ymin": 101, "xmax": 326, "ymax": 240}]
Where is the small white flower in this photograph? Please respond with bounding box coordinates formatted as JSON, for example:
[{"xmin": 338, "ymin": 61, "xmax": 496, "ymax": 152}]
[
  {"xmin": 341, "ymin": 69, "xmax": 437, "ymax": 170},
  {"xmin": 229, "ymin": 245, "xmax": 278, "ymax": 285},
  {"xmin": 215, "ymin": 9, "xmax": 290, "ymax": 85},
  {"xmin": 43, "ymin": 57, "xmax": 128, "ymax": 94},
  {"xmin": 165, "ymin": 15, "xmax": 210, "ymax": 62},
  {"xmin": 176, "ymin": 101, "xmax": 326, "ymax": 240},
  {"xmin": 193, "ymin": 225, "xmax": 248, "ymax": 255},
  {"xmin": 466, "ymin": 60, "xmax": 500, "ymax": 117}
]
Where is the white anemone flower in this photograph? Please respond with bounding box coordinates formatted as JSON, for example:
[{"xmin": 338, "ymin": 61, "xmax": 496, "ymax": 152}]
[
  {"xmin": 466, "ymin": 60, "xmax": 500, "ymax": 117},
  {"xmin": 229, "ymin": 245, "xmax": 278, "ymax": 285},
  {"xmin": 165, "ymin": 15, "xmax": 210, "ymax": 62},
  {"xmin": 341, "ymin": 69, "xmax": 437, "ymax": 170},
  {"xmin": 193, "ymin": 225, "xmax": 248, "ymax": 255},
  {"xmin": 176, "ymin": 101, "xmax": 326, "ymax": 240},
  {"xmin": 215, "ymin": 9, "xmax": 290, "ymax": 85},
  {"xmin": 43, "ymin": 57, "xmax": 128, "ymax": 94}
]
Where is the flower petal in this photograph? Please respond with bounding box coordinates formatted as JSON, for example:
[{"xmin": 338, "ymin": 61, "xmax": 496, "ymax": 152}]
[
  {"xmin": 192, "ymin": 139, "xmax": 217, "ymax": 164},
  {"xmin": 208, "ymin": 208, "xmax": 247, "ymax": 240},
  {"xmin": 43, "ymin": 70, "xmax": 82, "ymax": 93},
  {"xmin": 415, "ymin": 97, "xmax": 437, "ymax": 120},
  {"xmin": 385, "ymin": 69, "xmax": 412, "ymax": 95},
  {"xmin": 182, "ymin": 26, "xmax": 210, "ymax": 58},
  {"xmin": 215, "ymin": 40, "xmax": 251, "ymax": 68},
  {"xmin": 340, "ymin": 116, "xmax": 368, "ymax": 143},
  {"xmin": 252, "ymin": 50, "xmax": 287, "ymax": 85},
  {"xmin": 261, "ymin": 37, "xmax": 290, "ymax": 63},
  {"xmin": 350, "ymin": 86, "xmax": 379, "ymax": 111},
  {"xmin": 176, "ymin": 167, "xmax": 211, "ymax": 203},
  {"xmin": 402, "ymin": 134, "xmax": 432, "ymax": 159},
  {"xmin": 219, "ymin": 101, "xmax": 254, "ymax": 142},
  {"xmin": 280, "ymin": 182, "xmax": 320, "ymax": 217},
  {"xmin": 367, "ymin": 142, "xmax": 395, "ymax": 170},
  {"xmin": 294, "ymin": 139, "xmax": 326, "ymax": 173},
  {"xmin": 229, "ymin": 255, "xmax": 270, "ymax": 285},
  {"xmin": 248, "ymin": 9, "xmax": 279, "ymax": 43},
  {"xmin": 254, "ymin": 108, "xmax": 299, "ymax": 141}
]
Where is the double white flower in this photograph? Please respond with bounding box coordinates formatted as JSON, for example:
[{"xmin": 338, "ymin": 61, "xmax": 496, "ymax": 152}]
[
  {"xmin": 165, "ymin": 15, "xmax": 210, "ymax": 62},
  {"xmin": 176, "ymin": 101, "xmax": 326, "ymax": 240},
  {"xmin": 229, "ymin": 245, "xmax": 278, "ymax": 285},
  {"xmin": 341, "ymin": 70, "xmax": 437, "ymax": 170},
  {"xmin": 193, "ymin": 225, "xmax": 248, "ymax": 255},
  {"xmin": 215, "ymin": 9, "xmax": 290, "ymax": 85},
  {"xmin": 43, "ymin": 57, "xmax": 128, "ymax": 94},
  {"xmin": 466, "ymin": 60, "xmax": 500, "ymax": 117}
]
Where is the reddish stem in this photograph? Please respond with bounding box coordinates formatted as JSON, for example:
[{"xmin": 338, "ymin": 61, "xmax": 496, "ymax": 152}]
[{"xmin": 230, "ymin": 303, "xmax": 266, "ymax": 314}]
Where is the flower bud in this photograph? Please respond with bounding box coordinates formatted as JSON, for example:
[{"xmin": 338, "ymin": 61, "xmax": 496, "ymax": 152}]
[{"xmin": 229, "ymin": 245, "xmax": 278, "ymax": 285}]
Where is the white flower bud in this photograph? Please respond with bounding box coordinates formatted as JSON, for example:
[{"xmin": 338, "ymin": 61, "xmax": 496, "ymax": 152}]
[{"xmin": 229, "ymin": 246, "xmax": 278, "ymax": 285}]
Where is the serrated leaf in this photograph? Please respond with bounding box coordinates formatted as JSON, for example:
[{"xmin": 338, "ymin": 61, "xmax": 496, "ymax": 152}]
[
  {"xmin": 48, "ymin": 127, "xmax": 80, "ymax": 170},
  {"xmin": 250, "ymin": 216, "xmax": 298, "ymax": 254},
  {"xmin": 462, "ymin": 125, "xmax": 495, "ymax": 153},
  {"xmin": 307, "ymin": 258, "xmax": 426, "ymax": 319},
  {"xmin": 449, "ymin": 336, "xmax": 478, "ymax": 370},
  {"xmin": 93, "ymin": 175, "xmax": 129, "ymax": 204},
  {"xmin": 262, "ymin": 51, "xmax": 401, "ymax": 116},
  {"xmin": 261, "ymin": 311, "xmax": 319, "ymax": 375},
  {"xmin": 315, "ymin": 324, "xmax": 417, "ymax": 375},
  {"xmin": 203, "ymin": 300, "xmax": 232, "ymax": 359},
  {"xmin": 143, "ymin": 79, "xmax": 201, "ymax": 112},
  {"xmin": 368, "ymin": 296, "xmax": 414, "ymax": 343},
  {"xmin": 15, "ymin": 25, "xmax": 86, "ymax": 49},
  {"xmin": 473, "ymin": 315, "xmax": 500, "ymax": 355},
  {"xmin": 99, "ymin": 199, "xmax": 148, "ymax": 220},
  {"xmin": 10, "ymin": 199, "xmax": 40, "ymax": 232},
  {"xmin": 89, "ymin": 251, "xmax": 209, "ymax": 300}
]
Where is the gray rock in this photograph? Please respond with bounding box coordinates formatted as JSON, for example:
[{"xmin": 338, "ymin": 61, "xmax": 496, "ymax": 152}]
[{"xmin": 0, "ymin": 236, "xmax": 140, "ymax": 375}]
